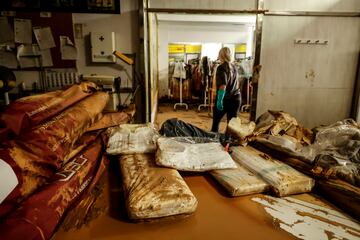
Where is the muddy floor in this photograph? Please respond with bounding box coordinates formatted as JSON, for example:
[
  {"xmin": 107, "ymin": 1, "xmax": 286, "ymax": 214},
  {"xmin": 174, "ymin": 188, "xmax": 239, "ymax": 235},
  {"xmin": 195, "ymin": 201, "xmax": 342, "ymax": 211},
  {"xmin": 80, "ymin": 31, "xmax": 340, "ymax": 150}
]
[
  {"xmin": 155, "ymin": 104, "xmax": 250, "ymax": 132},
  {"xmin": 52, "ymin": 105, "xmax": 358, "ymax": 240}
]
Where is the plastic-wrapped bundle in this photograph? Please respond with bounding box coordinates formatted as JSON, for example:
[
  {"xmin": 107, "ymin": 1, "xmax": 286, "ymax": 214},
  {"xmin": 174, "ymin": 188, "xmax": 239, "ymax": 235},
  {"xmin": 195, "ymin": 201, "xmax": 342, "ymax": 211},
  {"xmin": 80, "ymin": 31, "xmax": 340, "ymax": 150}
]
[
  {"xmin": 107, "ymin": 124, "xmax": 159, "ymax": 155},
  {"xmin": 211, "ymin": 163, "xmax": 269, "ymax": 196},
  {"xmin": 257, "ymin": 119, "xmax": 360, "ymax": 187},
  {"xmin": 156, "ymin": 137, "xmax": 237, "ymax": 172},
  {"xmin": 0, "ymin": 137, "xmax": 105, "ymax": 240},
  {"xmin": 227, "ymin": 117, "xmax": 256, "ymax": 141},
  {"xmin": 0, "ymin": 82, "xmax": 97, "ymax": 141},
  {"xmin": 231, "ymin": 146, "xmax": 314, "ymax": 197},
  {"xmin": 253, "ymin": 110, "xmax": 313, "ymax": 146},
  {"xmin": 0, "ymin": 92, "xmax": 109, "ymax": 219},
  {"xmin": 300, "ymin": 119, "xmax": 360, "ymax": 163},
  {"xmin": 299, "ymin": 119, "xmax": 360, "ymax": 186},
  {"xmin": 120, "ymin": 154, "xmax": 197, "ymax": 220}
]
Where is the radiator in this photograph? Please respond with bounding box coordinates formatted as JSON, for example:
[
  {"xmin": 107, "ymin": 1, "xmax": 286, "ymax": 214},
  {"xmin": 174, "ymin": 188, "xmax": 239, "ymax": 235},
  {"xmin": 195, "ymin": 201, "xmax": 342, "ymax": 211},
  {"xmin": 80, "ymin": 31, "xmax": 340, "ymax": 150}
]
[{"xmin": 45, "ymin": 69, "xmax": 79, "ymax": 90}]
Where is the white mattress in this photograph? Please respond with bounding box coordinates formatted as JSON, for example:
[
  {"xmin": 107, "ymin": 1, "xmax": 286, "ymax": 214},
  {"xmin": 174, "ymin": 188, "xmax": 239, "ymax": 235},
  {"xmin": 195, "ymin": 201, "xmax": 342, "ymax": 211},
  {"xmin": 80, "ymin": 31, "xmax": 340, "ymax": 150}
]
[
  {"xmin": 156, "ymin": 137, "xmax": 237, "ymax": 172},
  {"xmin": 107, "ymin": 124, "xmax": 159, "ymax": 155}
]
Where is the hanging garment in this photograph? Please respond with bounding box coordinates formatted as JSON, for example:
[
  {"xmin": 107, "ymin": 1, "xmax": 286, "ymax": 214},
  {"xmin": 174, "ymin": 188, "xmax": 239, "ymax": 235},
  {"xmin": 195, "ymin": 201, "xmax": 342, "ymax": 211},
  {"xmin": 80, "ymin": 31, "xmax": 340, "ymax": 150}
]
[
  {"xmin": 172, "ymin": 62, "xmax": 186, "ymax": 79},
  {"xmin": 171, "ymin": 78, "xmax": 190, "ymax": 100},
  {"xmin": 191, "ymin": 65, "xmax": 202, "ymax": 97},
  {"xmin": 240, "ymin": 59, "xmax": 254, "ymax": 78}
]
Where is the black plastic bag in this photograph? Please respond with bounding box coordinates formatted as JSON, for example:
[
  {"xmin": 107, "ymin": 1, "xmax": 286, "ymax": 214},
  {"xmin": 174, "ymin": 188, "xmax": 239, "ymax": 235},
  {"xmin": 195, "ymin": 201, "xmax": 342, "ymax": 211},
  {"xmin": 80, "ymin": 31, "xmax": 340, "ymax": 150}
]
[{"xmin": 159, "ymin": 118, "xmax": 237, "ymax": 146}]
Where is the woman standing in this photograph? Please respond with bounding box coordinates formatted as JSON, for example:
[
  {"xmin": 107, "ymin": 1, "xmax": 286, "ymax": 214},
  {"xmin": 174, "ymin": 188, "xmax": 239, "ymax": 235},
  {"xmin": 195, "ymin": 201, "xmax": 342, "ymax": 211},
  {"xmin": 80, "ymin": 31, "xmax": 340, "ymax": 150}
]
[{"xmin": 211, "ymin": 47, "xmax": 241, "ymax": 132}]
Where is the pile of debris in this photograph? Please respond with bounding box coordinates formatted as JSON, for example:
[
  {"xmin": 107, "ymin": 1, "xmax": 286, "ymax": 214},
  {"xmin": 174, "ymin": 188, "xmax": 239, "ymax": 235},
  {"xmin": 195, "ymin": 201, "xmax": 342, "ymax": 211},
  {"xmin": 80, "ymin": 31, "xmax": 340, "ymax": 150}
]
[{"xmin": 229, "ymin": 110, "xmax": 360, "ymax": 219}]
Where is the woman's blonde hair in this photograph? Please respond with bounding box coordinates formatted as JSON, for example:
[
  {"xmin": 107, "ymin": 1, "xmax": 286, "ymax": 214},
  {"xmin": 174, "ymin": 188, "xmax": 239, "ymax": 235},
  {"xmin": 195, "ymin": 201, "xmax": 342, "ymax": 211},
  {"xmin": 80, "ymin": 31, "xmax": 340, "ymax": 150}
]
[
  {"xmin": 218, "ymin": 47, "xmax": 233, "ymax": 76},
  {"xmin": 218, "ymin": 47, "xmax": 231, "ymax": 63}
]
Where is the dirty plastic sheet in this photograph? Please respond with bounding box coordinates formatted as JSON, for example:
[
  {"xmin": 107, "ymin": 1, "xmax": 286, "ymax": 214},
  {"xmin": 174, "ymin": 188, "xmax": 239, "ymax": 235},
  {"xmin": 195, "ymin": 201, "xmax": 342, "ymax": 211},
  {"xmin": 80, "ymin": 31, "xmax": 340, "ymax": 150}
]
[
  {"xmin": 156, "ymin": 137, "xmax": 237, "ymax": 172},
  {"xmin": 253, "ymin": 110, "xmax": 313, "ymax": 146},
  {"xmin": 300, "ymin": 119, "xmax": 360, "ymax": 164},
  {"xmin": 211, "ymin": 163, "xmax": 269, "ymax": 197},
  {"xmin": 298, "ymin": 119, "xmax": 360, "ymax": 186},
  {"xmin": 121, "ymin": 154, "xmax": 198, "ymax": 220},
  {"xmin": 107, "ymin": 124, "xmax": 159, "ymax": 155},
  {"xmin": 231, "ymin": 146, "xmax": 314, "ymax": 197}
]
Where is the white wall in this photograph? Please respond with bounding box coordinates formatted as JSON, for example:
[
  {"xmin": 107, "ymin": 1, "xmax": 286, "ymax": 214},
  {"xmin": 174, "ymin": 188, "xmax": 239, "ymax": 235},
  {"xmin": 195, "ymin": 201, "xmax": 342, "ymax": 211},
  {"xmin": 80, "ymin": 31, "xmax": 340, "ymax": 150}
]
[
  {"xmin": 149, "ymin": 0, "xmax": 256, "ymax": 10},
  {"xmin": 73, "ymin": 0, "xmax": 138, "ymax": 77},
  {"xmin": 158, "ymin": 21, "xmax": 254, "ymax": 98},
  {"xmin": 72, "ymin": 0, "xmax": 139, "ymax": 105},
  {"xmin": 264, "ymin": 0, "xmax": 360, "ymax": 12},
  {"xmin": 257, "ymin": 16, "xmax": 360, "ymax": 128},
  {"xmin": 256, "ymin": 0, "xmax": 360, "ymax": 128}
]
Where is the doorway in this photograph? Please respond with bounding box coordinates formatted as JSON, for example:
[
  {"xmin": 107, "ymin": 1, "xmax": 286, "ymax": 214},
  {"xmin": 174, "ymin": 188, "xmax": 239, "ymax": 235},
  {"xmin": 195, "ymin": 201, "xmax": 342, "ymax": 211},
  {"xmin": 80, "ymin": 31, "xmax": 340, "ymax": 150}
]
[{"xmin": 148, "ymin": 13, "xmax": 258, "ymax": 132}]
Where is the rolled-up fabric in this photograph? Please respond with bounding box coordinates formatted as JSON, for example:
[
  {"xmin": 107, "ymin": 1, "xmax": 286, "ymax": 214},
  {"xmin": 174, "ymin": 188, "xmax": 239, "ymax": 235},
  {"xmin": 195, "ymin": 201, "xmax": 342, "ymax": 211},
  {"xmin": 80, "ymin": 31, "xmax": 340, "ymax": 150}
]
[
  {"xmin": 0, "ymin": 92, "xmax": 109, "ymax": 219},
  {"xmin": 0, "ymin": 82, "xmax": 97, "ymax": 141},
  {"xmin": 0, "ymin": 137, "xmax": 105, "ymax": 240}
]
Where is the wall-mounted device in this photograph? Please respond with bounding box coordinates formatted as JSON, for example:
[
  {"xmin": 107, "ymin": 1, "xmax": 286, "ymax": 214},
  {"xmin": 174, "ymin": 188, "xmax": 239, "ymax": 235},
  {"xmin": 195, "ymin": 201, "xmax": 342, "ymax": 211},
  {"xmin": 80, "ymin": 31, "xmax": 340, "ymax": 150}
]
[{"xmin": 91, "ymin": 31, "xmax": 116, "ymax": 63}]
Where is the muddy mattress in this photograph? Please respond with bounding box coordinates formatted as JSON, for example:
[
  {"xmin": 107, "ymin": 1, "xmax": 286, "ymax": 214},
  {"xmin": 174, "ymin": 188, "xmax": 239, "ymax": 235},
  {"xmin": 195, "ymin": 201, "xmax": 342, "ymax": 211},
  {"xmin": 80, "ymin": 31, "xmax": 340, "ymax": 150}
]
[{"xmin": 120, "ymin": 154, "xmax": 198, "ymax": 220}]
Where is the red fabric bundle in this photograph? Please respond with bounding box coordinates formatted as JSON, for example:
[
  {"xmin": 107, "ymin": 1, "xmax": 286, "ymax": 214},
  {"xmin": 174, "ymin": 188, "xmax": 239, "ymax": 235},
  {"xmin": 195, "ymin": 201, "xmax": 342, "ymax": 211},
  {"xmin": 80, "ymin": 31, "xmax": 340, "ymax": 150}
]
[
  {"xmin": 0, "ymin": 137, "xmax": 106, "ymax": 240},
  {"xmin": 0, "ymin": 82, "xmax": 97, "ymax": 141},
  {"xmin": 0, "ymin": 92, "xmax": 109, "ymax": 218}
]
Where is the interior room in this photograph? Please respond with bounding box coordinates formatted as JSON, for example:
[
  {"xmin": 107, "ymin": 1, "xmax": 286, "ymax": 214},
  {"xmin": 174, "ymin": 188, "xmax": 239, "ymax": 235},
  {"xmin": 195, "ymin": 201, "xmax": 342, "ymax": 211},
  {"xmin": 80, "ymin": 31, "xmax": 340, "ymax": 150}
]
[
  {"xmin": 155, "ymin": 13, "xmax": 256, "ymax": 131},
  {"xmin": 0, "ymin": 1, "xmax": 360, "ymax": 240}
]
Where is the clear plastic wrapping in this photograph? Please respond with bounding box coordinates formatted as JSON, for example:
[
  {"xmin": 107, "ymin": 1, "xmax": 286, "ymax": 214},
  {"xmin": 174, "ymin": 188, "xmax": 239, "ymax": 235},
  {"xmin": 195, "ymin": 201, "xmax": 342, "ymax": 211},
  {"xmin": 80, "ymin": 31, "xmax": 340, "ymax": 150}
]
[
  {"xmin": 231, "ymin": 146, "xmax": 314, "ymax": 197},
  {"xmin": 211, "ymin": 163, "xmax": 269, "ymax": 196},
  {"xmin": 107, "ymin": 123, "xmax": 159, "ymax": 155},
  {"xmin": 300, "ymin": 119, "xmax": 360, "ymax": 164},
  {"xmin": 156, "ymin": 137, "xmax": 237, "ymax": 172}
]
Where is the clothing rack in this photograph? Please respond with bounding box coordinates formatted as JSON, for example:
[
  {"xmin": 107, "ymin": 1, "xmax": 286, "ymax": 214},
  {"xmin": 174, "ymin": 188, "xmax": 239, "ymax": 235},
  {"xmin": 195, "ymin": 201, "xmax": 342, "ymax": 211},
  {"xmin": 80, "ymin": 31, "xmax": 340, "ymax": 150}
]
[
  {"xmin": 198, "ymin": 57, "xmax": 211, "ymax": 112},
  {"xmin": 174, "ymin": 61, "xmax": 188, "ymax": 110},
  {"xmin": 241, "ymin": 77, "xmax": 252, "ymax": 112},
  {"xmin": 197, "ymin": 74, "xmax": 210, "ymax": 112}
]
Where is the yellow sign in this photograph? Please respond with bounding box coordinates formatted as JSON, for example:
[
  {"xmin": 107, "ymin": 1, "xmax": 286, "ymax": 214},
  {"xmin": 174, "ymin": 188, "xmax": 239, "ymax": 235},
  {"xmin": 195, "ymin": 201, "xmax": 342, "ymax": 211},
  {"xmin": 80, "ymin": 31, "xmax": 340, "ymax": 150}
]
[
  {"xmin": 185, "ymin": 45, "xmax": 201, "ymax": 53},
  {"xmin": 235, "ymin": 44, "xmax": 247, "ymax": 53},
  {"xmin": 168, "ymin": 44, "xmax": 185, "ymax": 53}
]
